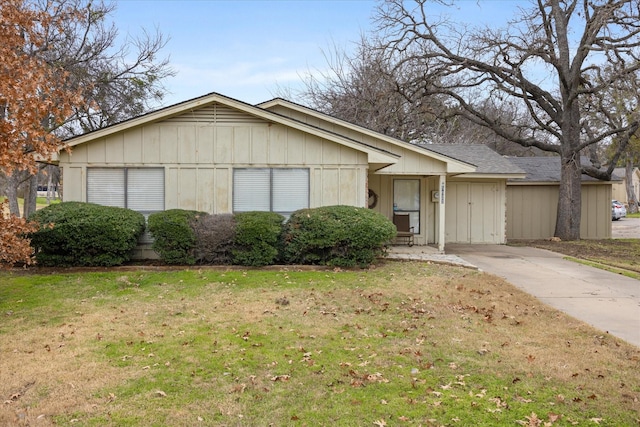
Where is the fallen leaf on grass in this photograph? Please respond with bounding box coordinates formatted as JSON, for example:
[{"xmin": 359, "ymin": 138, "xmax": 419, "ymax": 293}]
[
  {"xmin": 373, "ymin": 419, "xmax": 387, "ymax": 426},
  {"xmin": 155, "ymin": 390, "xmax": 167, "ymax": 397}
]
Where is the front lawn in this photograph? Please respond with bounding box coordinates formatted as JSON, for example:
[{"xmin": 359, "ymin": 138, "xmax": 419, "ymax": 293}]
[{"xmin": 1, "ymin": 262, "xmax": 638, "ymax": 426}]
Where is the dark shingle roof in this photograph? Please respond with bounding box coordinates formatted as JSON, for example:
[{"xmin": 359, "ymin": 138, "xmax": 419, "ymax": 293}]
[
  {"xmin": 418, "ymin": 144, "xmax": 525, "ymax": 175},
  {"xmin": 507, "ymin": 156, "xmax": 622, "ymax": 182}
]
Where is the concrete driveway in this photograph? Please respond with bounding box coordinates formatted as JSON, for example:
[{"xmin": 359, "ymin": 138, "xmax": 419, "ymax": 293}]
[
  {"xmin": 446, "ymin": 244, "xmax": 640, "ymax": 348},
  {"xmin": 612, "ymin": 216, "xmax": 640, "ymax": 238}
]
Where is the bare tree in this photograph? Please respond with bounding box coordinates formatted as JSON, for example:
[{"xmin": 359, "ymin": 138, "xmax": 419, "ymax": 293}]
[
  {"xmin": 3, "ymin": 0, "xmax": 174, "ymax": 217},
  {"xmin": 376, "ymin": 0, "xmax": 640, "ymax": 240},
  {"xmin": 299, "ymin": 36, "xmax": 447, "ymax": 142}
]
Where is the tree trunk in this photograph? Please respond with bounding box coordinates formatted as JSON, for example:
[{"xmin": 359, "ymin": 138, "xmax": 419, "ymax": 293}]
[
  {"xmin": 46, "ymin": 171, "xmax": 53, "ymax": 204},
  {"xmin": 23, "ymin": 174, "xmax": 38, "ymax": 218},
  {"xmin": 5, "ymin": 173, "xmax": 21, "ymax": 217},
  {"xmin": 625, "ymin": 160, "xmax": 638, "ymax": 214},
  {"xmin": 554, "ymin": 153, "xmax": 582, "ymax": 240}
]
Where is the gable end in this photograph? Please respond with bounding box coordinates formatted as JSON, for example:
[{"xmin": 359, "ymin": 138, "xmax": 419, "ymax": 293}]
[{"xmin": 163, "ymin": 103, "xmax": 267, "ymax": 125}]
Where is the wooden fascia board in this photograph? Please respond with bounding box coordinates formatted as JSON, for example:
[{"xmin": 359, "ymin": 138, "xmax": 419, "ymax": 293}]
[
  {"xmin": 507, "ymin": 180, "xmax": 615, "ymax": 186},
  {"xmin": 453, "ymin": 173, "xmax": 527, "ymax": 179},
  {"xmin": 260, "ymin": 99, "xmax": 475, "ymax": 174}
]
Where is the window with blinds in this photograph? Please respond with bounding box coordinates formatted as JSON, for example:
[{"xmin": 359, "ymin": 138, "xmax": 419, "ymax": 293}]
[
  {"xmin": 87, "ymin": 168, "xmax": 164, "ymax": 213},
  {"xmin": 233, "ymin": 168, "xmax": 309, "ymax": 216}
]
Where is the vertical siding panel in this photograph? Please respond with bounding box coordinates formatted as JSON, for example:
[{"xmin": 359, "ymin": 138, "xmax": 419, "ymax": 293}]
[
  {"xmin": 166, "ymin": 167, "xmax": 179, "ymax": 209},
  {"xmin": 269, "ymin": 126, "xmax": 287, "ymax": 164},
  {"xmin": 340, "ymin": 145, "xmax": 358, "ymax": 165},
  {"xmin": 105, "ymin": 134, "xmax": 124, "ymax": 164},
  {"xmin": 323, "ymin": 168, "xmax": 340, "ymax": 205},
  {"xmin": 251, "ymin": 127, "xmax": 269, "ymax": 164},
  {"xmin": 196, "ymin": 168, "xmax": 215, "ymax": 213},
  {"xmin": 339, "ymin": 169, "xmax": 358, "ymax": 205},
  {"xmin": 87, "ymin": 139, "xmax": 106, "ymax": 163},
  {"xmin": 287, "ymin": 129, "xmax": 305, "ymax": 164},
  {"xmin": 304, "ymin": 134, "xmax": 321, "ymax": 165},
  {"xmin": 143, "ymin": 127, "xmax": 161, "ymax": 163},
  {"xmin": 160, "ymin": 126, "xmax": 178, "ymax": 163},
  {"xmin": 123, "ymin": 128, "xmax": 143, "ymax": 163},
  {"xmin": 197, "ymin": 126, "xmax": 215, "ymax": 164},
  {"xmin": 214, "ymin": 168, "xmax": 230, "ymax": 213},
  {"xmin": 67, "ymin": 145, "xmax": 87, "ymax": 164},
  {"xmin": 180, "ymin": 126, "xmax": 197, "ymax": 164},
  {"xmin": 310, "ymin": 167, "xmax": 323, "ymax": 207},
  {"xmin": 215, "ymin": 127, "xmax": 233, "ymax": 163},
  {"xmin": 233, "ymin": 127, "xmax": 251, "ymax": 164},
  {"xmin": 322, "ymin": 140, "xmax": 340, "ymax": 165},
  {"xmin": 179, "ymin": 168, "xmax": 197, "ymax": 209},
  {"xmin": 62, "ymin": 166, "xmax": 84, "ymax": 202}
]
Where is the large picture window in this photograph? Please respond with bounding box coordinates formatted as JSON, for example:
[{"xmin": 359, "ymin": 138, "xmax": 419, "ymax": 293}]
[
  {"xmin": 233, "ymin": 168, "xmax": 309, "ymax": 216},
  {"xmin": 87, "ymin": 168, "xmax": 165, "ymax": 213}
]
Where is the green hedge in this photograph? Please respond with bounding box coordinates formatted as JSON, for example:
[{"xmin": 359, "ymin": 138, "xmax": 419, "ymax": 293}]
[
  {"xmin": 282, "ymin": 205, "xmax": 396, "ymax": 267},
  {"xmin": 29, "ymin": 202, "xmax": 145, "ymax": 267},
  {"xmin": 232, "ymin": 211, "xmax": 285, "ymax": 266},
  {"xmin": 148, "ymin": 209, "xmax": 204, "ymax": 265}
]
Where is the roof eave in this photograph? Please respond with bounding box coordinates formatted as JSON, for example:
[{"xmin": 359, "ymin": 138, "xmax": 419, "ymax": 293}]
[
  {"xmin": 455, "ymin": 173, "xmax": 527, "ymax": 179},
  {"xmin": 61, "ymin": 93, "xmax": 399, "ymax": 165},
  {"xmin": 260, "ymin": 98, "xmax": 476, "ymax": 173}
]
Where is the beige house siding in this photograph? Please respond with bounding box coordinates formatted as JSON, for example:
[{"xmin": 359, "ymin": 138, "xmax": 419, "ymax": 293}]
[
  {"xmin": 60, "ymin": 106, "xmax": 369, "ymax": 212},
  {"xmin": 612, "ymin": 168, "xmax": 640, "ymax": 205},
  {"xmin": 444, "ymin": 180, "xmax": 506, "ymax": 244},
  {"xmin": 367, "ymin": 175, "xmax": 507, "ymax": 246},
  {"xmin": 506, "ymin": 183, "xmax": 612, "ymax": 240},
  {"xmin": 264, "ymin": 104, "xmax": 451, "ymax": 175}
]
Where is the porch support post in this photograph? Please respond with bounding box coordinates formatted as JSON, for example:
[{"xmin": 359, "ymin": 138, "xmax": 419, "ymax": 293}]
[{"xmin": 438, "ymin": 174, "xmax": 446, "ymax": 253}]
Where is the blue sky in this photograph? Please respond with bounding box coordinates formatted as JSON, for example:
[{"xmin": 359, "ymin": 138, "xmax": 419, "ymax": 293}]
[{"xmin": 112, "ymin": 0, "xmax": 520, "ymax": 107}]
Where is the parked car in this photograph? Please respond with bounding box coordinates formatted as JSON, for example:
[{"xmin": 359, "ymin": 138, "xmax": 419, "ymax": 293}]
[{"xmin": 612, "ymin": 200, "xmax": 627, "ymax": 221}]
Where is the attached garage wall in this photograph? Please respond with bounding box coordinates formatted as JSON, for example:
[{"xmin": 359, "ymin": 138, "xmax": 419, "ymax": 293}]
[
  {"xmin": 59, "ymin": 103, "xmax": 369, "ymax": 213},
  {"xmin": 444, "ymin": 180, "xmax": 506, "ymax": 244},
  {"xmin": 506, "ymin": 183, "xmax": 612, "ymax": 239}
]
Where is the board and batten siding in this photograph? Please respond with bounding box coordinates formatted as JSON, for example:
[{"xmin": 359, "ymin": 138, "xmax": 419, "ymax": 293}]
[
  {"xmin": 264, "ymin": 104, "xmax": 448, "ymax": 176},
  {"xmin": 444, "ymin": 180, "xmax": 506, "ymax": 244},
  {"xmin": 59, "ymin": 103, "xmax": 369, "ymax": 212},
  {"xmin": 506, "ymin": 183, "xmax": 612, "ymax": 239}
]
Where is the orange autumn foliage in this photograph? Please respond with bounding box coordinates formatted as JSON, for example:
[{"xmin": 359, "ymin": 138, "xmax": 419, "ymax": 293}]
[{"xmin": 1, "ymin": 0, "xmax": 84, "ymax": 266}]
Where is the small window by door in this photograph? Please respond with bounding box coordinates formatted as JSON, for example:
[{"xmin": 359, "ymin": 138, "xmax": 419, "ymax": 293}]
[{"xmin": 393, "ymin": 179, "xmax": 420, "ymax": 234}]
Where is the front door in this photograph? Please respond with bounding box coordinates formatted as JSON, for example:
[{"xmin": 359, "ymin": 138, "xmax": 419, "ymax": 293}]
[{"xmin": 393, "ymin": 179, "xmax": 420, "ymax": 234}]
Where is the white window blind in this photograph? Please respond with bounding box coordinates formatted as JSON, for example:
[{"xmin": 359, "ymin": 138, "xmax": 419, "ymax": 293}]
[
  {"xmin": 127, "ymin": 168, "xmax": 165, "ymax": 212},
  {"xmin": 233, "ymin": 169, "xmax": 270, "ymax": 212},
  {"xmin": 87, "ymin": 168, "xmax": 125, "ymax": 207},
  {"xmin": 87, "ymin": 168, "xmax": 164, "ymax": 212},
  {"xmin": 272, "ymin": 169, "xmax": 309, "ymax": 214},
  {"xmin": 233, "ymin": 168, "xmax": 309, "ymax": 215}
]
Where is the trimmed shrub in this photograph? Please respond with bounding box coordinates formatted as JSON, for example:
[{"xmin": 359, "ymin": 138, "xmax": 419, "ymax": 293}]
[
  {"xmin": 29, "ymin": 202, "xmax": 145, "ymax": 267},
  {"xmin": 282, "ymin": 205, "xmax": 396, "ymax": 267},
  {"xmin": 148, "ymin": 209, "xmax": 204, "ymax": 265},
  {"xmin": 232, "ymin": 211, "xmax": 284, "ymax": 266},
  {"xmin": 192, "ymin": 214, "xmax": 236, "ymax": 265}
]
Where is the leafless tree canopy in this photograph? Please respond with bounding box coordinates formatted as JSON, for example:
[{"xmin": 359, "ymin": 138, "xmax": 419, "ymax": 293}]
[
  {"xmin": 3, "ymin": 0, "xmax": 174, "ymax": 217},
  {"xmin": 371, "ymin": 0, "xmax": 640, "ymax": 239},
  {"xmin": 32, "ymin": 0, "xmax": 175, "ymax": 136},
  {"xmin": 299, "ymin": 36, "xmax": 449, "ymax": 142}
]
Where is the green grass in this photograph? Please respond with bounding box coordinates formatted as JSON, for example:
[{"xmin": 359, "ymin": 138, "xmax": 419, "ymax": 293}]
[{"xmin": 1, "ymin": 264, "xmax": 638, "ymax": 426}]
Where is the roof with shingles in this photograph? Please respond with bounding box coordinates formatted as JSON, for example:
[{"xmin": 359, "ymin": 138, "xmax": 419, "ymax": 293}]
[
  {"xmin": 417, "ymin": 143, "xmax": 525, "ymax": 175},
  {"xmin": 507, "ymin": 156, "xmax": 622, "ymax": 182}
]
